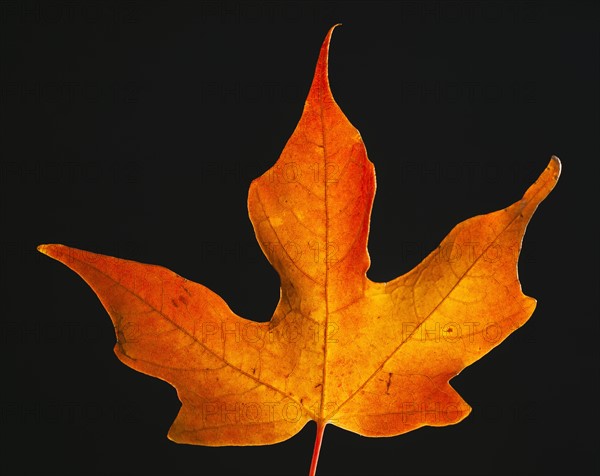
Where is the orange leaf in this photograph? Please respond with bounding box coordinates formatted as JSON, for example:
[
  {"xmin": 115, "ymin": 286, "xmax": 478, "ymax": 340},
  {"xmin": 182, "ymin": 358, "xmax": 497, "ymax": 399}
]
[{"xmin": 38, "ymin": 25, "xmax": 560, "ymax": 476}]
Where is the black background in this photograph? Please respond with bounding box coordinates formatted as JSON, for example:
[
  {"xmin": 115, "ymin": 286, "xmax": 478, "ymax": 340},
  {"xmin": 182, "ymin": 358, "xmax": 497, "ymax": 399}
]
[{"xmin": 1, "ymin": 1, "xmax": 598, "ymax": 475}]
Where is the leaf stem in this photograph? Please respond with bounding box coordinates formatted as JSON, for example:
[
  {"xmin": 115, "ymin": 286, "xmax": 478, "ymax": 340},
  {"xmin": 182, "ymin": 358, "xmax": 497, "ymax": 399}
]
[{"xmin": 309, "ymin": 422, "xmax": 326, "ymax": 476}]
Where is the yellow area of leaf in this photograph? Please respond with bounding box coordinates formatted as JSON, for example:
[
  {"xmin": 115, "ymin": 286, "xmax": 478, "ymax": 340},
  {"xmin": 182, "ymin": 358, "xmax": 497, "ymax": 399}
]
[{"xmin": 38, "ymin": 24, "xmax": 560, "ymax": 475}]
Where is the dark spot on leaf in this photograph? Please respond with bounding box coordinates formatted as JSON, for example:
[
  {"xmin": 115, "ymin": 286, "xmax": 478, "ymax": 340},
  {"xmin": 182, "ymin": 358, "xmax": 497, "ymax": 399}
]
[
  {"xmin": 117, "ymin": 322, "xmax": 140, "ymax": 346},
  {"xmin": 181, "ymin": 285, "xmax": 192, "ymax": 296},
  {"xmin": 171, "ymin": 298, "xmax": 179, "ymax": 308}
]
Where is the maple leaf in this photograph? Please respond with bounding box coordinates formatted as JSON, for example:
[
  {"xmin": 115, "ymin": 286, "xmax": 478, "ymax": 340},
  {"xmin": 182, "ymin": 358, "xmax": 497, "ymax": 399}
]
[{"xmin": 38, "ymin": 25, "xmax": 560, "ymax": 475}]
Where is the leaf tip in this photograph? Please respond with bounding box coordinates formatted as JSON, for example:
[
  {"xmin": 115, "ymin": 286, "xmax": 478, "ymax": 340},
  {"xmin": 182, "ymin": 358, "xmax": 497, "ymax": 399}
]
[
  {"xmin": 309, "ymin": 24, "xmax": 343, "ymax": 103},
  {"xmin": 324, "ymin": 23, "xmax": 343, "ymax": 50},
  {"xmin": 548, "ymin": 155, "xmax": 562, "ymax": 181},
  {"xmin": 520, "ymin": 156, "xmax": 561, "ymax": 208},
  {"xmin": 37, "ymin": 243, "xmax": 63, "ymax": 259}
]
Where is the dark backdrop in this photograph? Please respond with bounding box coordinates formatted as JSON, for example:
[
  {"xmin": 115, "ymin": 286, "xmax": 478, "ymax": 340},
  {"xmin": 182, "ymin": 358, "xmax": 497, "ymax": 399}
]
[{"xmin": 1, "ymin": 1, "xmax": 598, "ymax": 475}]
